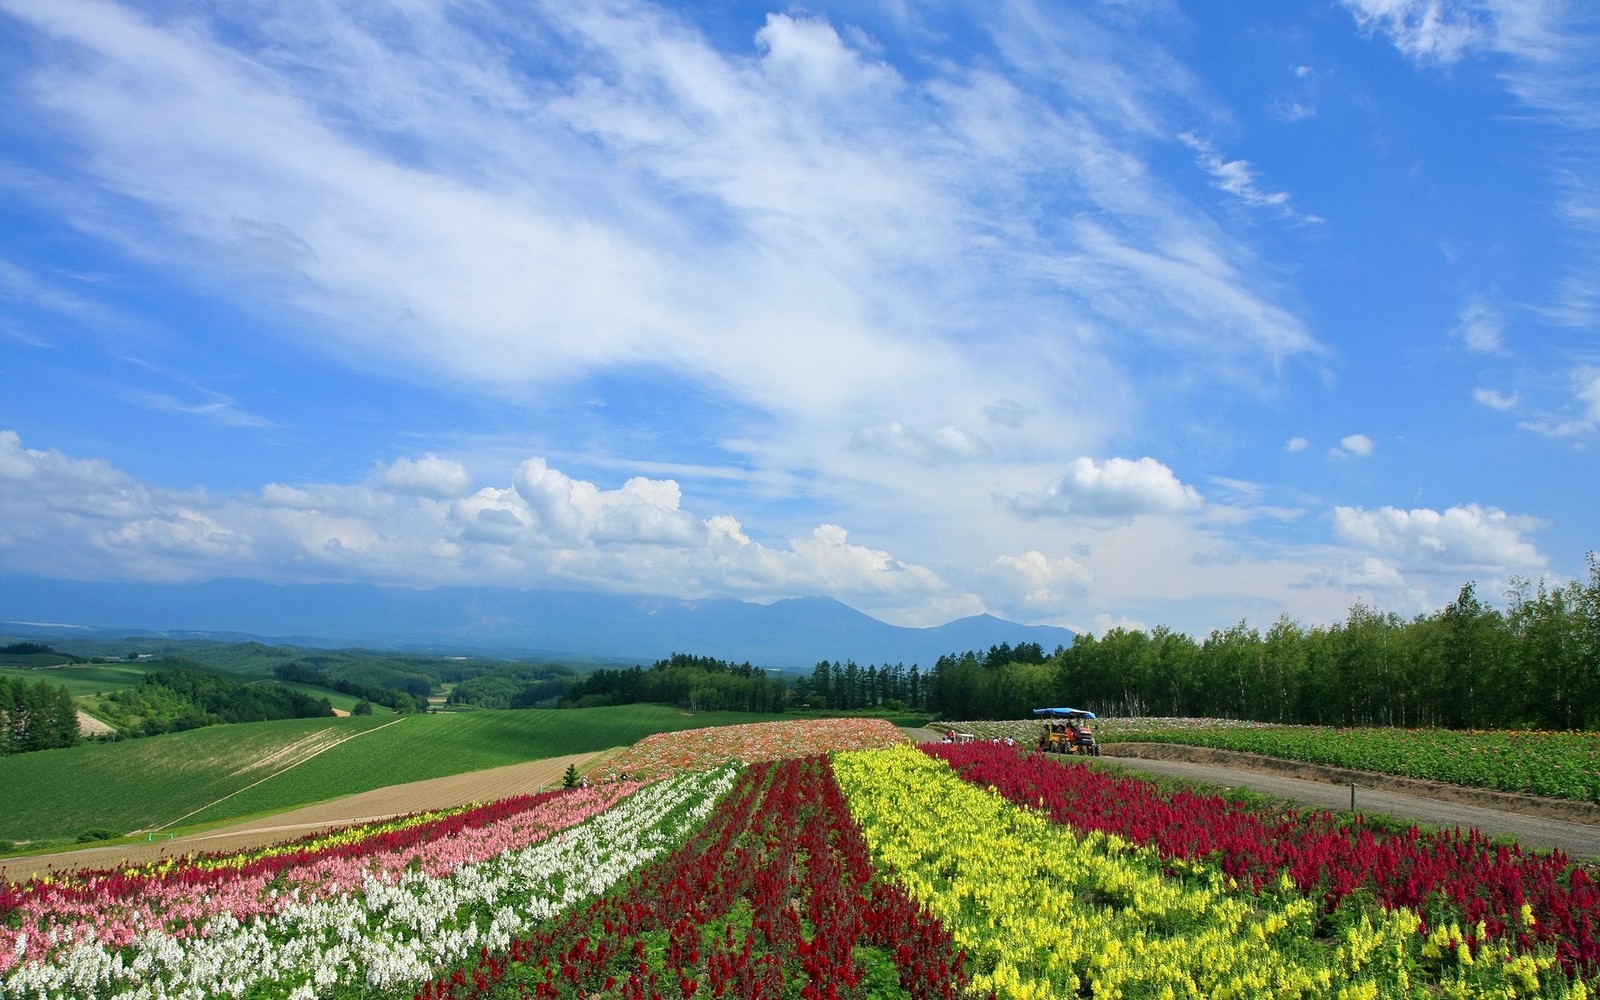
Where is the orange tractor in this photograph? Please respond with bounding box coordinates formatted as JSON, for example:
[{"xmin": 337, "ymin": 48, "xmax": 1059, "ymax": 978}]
[{"xmin": 1034, "ymin": 707, "xmax": 1100, "ymax": 756}]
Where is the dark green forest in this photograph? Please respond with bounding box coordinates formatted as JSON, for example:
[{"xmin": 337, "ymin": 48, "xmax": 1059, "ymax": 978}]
[
  {"xmin": 445, "ymin": 661, "xmax": 580, "ymax": 709},
  {"xmin": 561, "ymin": 653, "xmax": 789, "ymax": 713},
  {"xmin": 0, "ymin": 677, "xmax": 79, "ymax": 754},
  {"xmin": 93, "ymin": 666, "xmax": 335, "ymax": 737},
  {"xmin": 272, "ymin": 661, "xmax": 430, "ymax": 713}
]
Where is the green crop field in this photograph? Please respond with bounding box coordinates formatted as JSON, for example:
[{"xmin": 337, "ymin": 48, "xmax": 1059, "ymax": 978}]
[
  {"xmin": 0, "ymin": 662, "xmax": 155, "ymax": 697},
  {"xmin": 0, "ymin": 652, "xmax": 76, "ymax": 668},
  {"xmin": 0, "ymin": 705, "xmax": 781, "ymax": 846}
]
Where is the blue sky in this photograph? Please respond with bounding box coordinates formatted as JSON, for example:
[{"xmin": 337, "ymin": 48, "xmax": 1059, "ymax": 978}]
[{"xmin": 1, "ymin": 0, "xmax": 1596, "ymax": 637}]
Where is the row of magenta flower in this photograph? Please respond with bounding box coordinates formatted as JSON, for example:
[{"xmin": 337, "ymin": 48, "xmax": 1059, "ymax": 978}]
[{"xmin": 5, "ymin": 744, "xmax": 1599, "ymax": 999}]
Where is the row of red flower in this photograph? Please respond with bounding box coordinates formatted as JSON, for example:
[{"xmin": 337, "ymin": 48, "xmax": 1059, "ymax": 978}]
[
  {"xmin": 417, "ymin": 755, "xmax": 979, "ymax": 1000},
  {"xmin": 925, "ymin": 742, "xmax": 1600, "ymax": 978}
]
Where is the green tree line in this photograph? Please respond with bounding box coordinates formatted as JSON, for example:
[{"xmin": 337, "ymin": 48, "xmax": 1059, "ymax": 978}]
[
  {"xmin": 94, "ymin": 665, "xmax": 334, "ymax": 737},
  {"xmin": 273, "ymin": 661, "xmax": 430, "ymax": 713},
  {"xmin": 922, "ymin": 561, "xmax": 1600, "ymax": 729},
  {"xmin": 445, "ymin": 662, "xmax": 579, "ymax": 709},
  {"xmin": 0, "ymin": 677, "xmax": 80, "ymax": 754},
  {"xmin": 561, "ymin": 653, "xmax": 788, "ymax": 713}
]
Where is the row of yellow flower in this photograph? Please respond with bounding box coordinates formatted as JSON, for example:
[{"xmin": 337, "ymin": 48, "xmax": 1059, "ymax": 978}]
[{"xmin": 831, "ymin": 745, "xmax": 1585, "ymax": 1000}]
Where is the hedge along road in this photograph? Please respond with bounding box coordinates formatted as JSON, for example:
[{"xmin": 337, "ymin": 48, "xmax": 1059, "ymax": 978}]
[{"xmin": 1094, "ymin": 744, "xmax": 1600, "ymax": 861}]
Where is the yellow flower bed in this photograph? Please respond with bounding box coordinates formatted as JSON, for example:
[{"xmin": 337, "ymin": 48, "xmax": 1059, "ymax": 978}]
[{"xmin": 832, "ymin": 745, "xmax": 1585, "ymax": 999}]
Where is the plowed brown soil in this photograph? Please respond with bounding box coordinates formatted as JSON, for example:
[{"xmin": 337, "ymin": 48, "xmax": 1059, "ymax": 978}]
[{"xmin": 1, "ymin": 750, "xmax": 603, "ymax": 881}]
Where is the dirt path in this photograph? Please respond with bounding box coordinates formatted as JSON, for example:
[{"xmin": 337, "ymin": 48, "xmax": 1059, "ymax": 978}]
[
  {"xmin": 1, "ymin": 750, "xmax": 601, "ymax": 881},
  {"xmin": 75, "ymin": 710, "xmax": 116, "ymax": 737},
  {"xmin": 1096, "ymin": 745, "xmax": 1600, "ymax": 860}
]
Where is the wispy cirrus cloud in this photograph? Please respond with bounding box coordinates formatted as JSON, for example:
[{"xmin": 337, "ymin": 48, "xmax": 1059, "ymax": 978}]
[
  {"xmin": 1178, "ymin": 131, "xmax": 1320, "ymax": 223},
  {"xmin": 0, "ymin": 0, "xmax": 1321, "ymax": 466}
]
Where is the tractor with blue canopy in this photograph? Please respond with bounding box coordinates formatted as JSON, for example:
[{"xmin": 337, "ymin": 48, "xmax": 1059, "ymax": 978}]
[{"xmin": 1034, "ymin": 707, "xmax": 1100, "ymax": 756}]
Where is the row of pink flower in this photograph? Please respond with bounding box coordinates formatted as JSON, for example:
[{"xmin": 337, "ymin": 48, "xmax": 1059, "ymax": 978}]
[
  {"xmin": 0, "ymin": 781, "xmax": 640, "ymax": 971},
  {"xmin": 601, "ymin": 717, "xmax": 906, "ymax": 779}
]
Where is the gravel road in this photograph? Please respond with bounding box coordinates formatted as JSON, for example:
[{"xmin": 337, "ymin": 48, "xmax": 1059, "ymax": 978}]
[{"xmin": 1099, "ymin": 753, "xmax": 1600, "ymax": 860}]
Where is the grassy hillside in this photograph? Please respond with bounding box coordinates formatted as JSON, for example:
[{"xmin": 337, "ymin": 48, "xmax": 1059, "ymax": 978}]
[
  {"xmin": 264, "ymin": 679, "xmax": 367, "ymax": 713},
  {"xmin": 0, "ymin": 705, "xmax": 780, "ymax": 845},
  {"xmin": 0, "ymin": 662, "xmax": 156, "ymax": 697},
  {"xmin": 0, "ymin": 651, "xmax": 76, "ymax": 668}
]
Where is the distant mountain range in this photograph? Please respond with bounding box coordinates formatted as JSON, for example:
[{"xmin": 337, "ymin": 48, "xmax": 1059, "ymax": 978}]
[{"xmin": 0, "ymin": 577, "xmax": 1077, "ymax": 669}]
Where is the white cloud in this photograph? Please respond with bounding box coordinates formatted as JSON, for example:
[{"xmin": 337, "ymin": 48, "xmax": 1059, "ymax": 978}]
[
  {"xmin": 850, "ymin": 421, "xmax": 989, "ymax": 465},
  {"xmin": 753, "ymin": 13, "xmax": 898, "ymax": 99},
  {"xmin": 377, "ymin": 454, "xmax": 474, "ymax": 499},
  {"xmin": 1178, "ymin": 131, "xmax": 1312, "ymax": 221},
  {"xmin": 1089, "ymin": 613, "xmax": 1150, "ymax": 636},
  {"xmin": 990, "ymin": 549, "xmax": 1093, "ymax": 615},
  {"xmin": 1332, "ymin": 502, "xmax": 1546, "ymax": 572},
  {"xmin": 124, "ymin": 390, "xmax": 275, "ymax": 429},
  {"xmin": 1520, "ymin": 365, "xmax": 1600, "ymax": 437},
  {"xmin": 0, "ymin": 429, "xmax": 969, "ymax": 619},
  {"xmin": 1342, "ymin": 1, "xmax": 1600, "ymax": 336},
  {"xmin": 1272, "ymin": 97, "xmax": 1317, "ymax": 122},
  {"xmin": 0, "ymin": 0, "xmax": 1323, "ymax": 496},
  {"xmin": 1454, "ymin": 294, "xmax": 1505, "ymax": 352},
  {"xmin": 1285, "ymin": 436, "xmax": 1311, "ymax": 452},
  {"xmin": 1009, "ymin": 456, "xmax": 1204, "ymax": 519},
  {"xmin": 1330, "ymin": 433, "xmax": 1374, "ymax": 458},
  {"xmin": 0, "ymin": 429, "xmax": 129, "ymax": 491},
  {"xmin": 1474, "ymin": 386, "xmax": 1518, "ymax": 410},
  {"xmin": 1340, "ymin": 0, "xmax": 1489, "ymax": 64}
]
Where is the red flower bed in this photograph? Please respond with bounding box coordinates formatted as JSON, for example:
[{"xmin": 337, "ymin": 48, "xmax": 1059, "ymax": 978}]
[
  {"xmin": 926, "ymin": 742, "xmax": 1600, "ymax": 978},
  {"xmin": 418, "ymin": 755, "xmax": 977, "ymax": 1000}
]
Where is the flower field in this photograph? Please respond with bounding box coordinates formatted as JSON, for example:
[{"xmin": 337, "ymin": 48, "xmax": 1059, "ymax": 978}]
[
  {"xmin": 926, "ymin": 742, "xmax": 1600, "ymax": 981},
  {"xmin": 596, "ymin": 717, "xmax": 905, "ymax": 780},
  {"xmin": 5, "ymin": 717, "xmax": 1599, "ymax": 999},
  {"xmin": 936, "ymin": 717, "xmax": 1600, "ymax": 802}
]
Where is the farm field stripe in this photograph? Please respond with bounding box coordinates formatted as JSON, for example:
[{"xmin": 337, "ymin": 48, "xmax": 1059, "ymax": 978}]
[
  {"xmin": 938, "ymin": 718, "xmax": 1600, "ymax": 802},
  {"xmin": 834, "ymin": 744, "xmax": 1582, "ymax": 999},
  {"xmin": 418, "ymin": 755, "xmax": 973, "ymax": 1000},
  {"xmin": 0, "ymin": 769, "xmax": 738, "ymax": 999},
  {"xmin": 149, "ymin": 717, "xmax": 409, "ymax": 832}
]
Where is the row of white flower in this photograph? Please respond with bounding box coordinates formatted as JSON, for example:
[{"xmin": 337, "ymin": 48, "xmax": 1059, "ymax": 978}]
[{"xmin": 1, "ymin": 766, "xmax": 741, "ymax": 1000}]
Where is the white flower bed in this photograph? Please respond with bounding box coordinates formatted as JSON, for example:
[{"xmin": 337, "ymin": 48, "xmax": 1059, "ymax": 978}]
[{"xmin": 1, "ymin": 766, "xmax": 739, "ymax": 1000}]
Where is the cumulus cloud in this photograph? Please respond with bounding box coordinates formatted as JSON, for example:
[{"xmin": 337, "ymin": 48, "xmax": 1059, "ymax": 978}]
[
  {"xmin": 1332, "ymin": 502, "xmax": 1546, "ymax": 572},
  {"xmin": 377, "ymin": 453, "xmax": 473, "ymax": 499},
  {"xmin": 0, "ymin": 430, "xmax": 966, "ymax": 613},
  {"xmin": 989, "ymin": 550, "xmax": 1093, "ymax": 614},
  {"xmin": 1285, "ymin": 436, "xmax": 1311, "ymax": 452},
  {"xmin": 1330, "ymin": 433, "xmax": 1374, "ymax": 458},
  {"xmin": 1009, "ymin": 457, "xmax": 1204, "ymax": 520}
]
